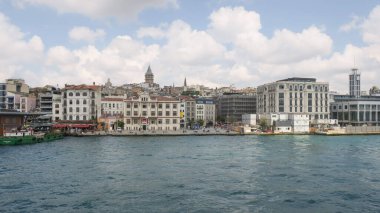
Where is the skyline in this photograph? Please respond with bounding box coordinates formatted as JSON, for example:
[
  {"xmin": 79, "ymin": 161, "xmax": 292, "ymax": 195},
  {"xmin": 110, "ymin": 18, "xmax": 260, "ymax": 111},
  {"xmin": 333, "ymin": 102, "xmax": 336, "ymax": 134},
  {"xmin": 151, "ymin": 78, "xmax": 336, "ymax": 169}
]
[{"xmin": 0, "ymin": 0, "xmax": 380, "ymax": 93}]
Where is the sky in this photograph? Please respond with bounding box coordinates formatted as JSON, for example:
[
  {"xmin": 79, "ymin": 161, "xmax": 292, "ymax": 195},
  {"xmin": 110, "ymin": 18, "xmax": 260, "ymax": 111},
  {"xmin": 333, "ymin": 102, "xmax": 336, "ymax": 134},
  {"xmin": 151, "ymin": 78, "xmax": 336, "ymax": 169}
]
[{"xmin": 0, "ymin": 0, "xmax": 380, "ymax": 94}]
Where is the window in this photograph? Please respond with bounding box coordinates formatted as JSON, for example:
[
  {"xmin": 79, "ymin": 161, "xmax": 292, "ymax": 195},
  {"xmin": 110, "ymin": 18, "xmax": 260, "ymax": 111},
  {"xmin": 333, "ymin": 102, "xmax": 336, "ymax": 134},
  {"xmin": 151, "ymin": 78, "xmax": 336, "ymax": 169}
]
[
  {"xmin": 165, "ymin": 119, "xmax": 170, "ymax": 124},
  {"xmin": 158, "ymin": 111, "xmax": 163, "ymax": 116},
  {"xmin": 158, "ymin": 104, "xmax": 163, "ymax": 109},
  {"xmin": 166, "ymin": 111, "xmax": 170, "ymax": 116},
  {"xmin": 134, "ymin": 104, "xmax": 138, "ymax": 108},
  {"xmin": 76, "ymin": 92, "xmax": 80, "ymax": 96},
  {"xmin": 76, "ymin": 100, "xmax": 80, "ymax": 104},
  {"xmin": 76, "ymin": 115, "xmax": 79, "ymax": 120},
  {"xmin": 173, "ymin": 111, "xmax": 177, "ymax": 116},
  {"xmin": 83, "ymin": 116, "xmax": 87, "ymax": 120},
  {"xmin": 69, "ymin": 115, "xmax": 73, "ymax": 120},
  {"xmin": 83, "ymin": 100, "xmax": 87, "ymax": 105},
  {"xmin": 158, "ymin": 119, "xmax": 162, "ymax": 124},
  {"xmin": 83, "ymin": 107, "xmax": 87, "ymax": 112},
  {"xmin": 151, "ymin": 104, "xmax": 156, "ymax": 108},
  {"xmin": 83, "ymin": 92, "xmax": 87, "ymax": 96},
  {"xmin": 142, "ymin": 111, "xmax": 147, "ymax": 116},
  {"xmin": 76, "ymin": 107, "xmax": 80, "ymax": 112},
  {"xmin": 173, "ymin": 119, "xmax": 177, "ymax": 124},
  {"xmin": 166, "ymin": 104, "xmax": 170, "ymax": 109},
  {"xmin": 69, "ymin": 100, "xmax": 73, "ymax": 105},
  {"xmin": 151, "ymin": 111, "xmax": 156, "ymax": 116},
  {"xmin": 69, "ymin": 107, "xmax": 73, "ymax": 112},
  {"xmin": 126, "ymin": 111, "xmax": 131, "ymax": 116},
  {"xmin": 69, "ymin": 92, "xmax": 73, "ymax": 96},
  {"xmin": 142, "ymin": 104, "xmax": 147, "ymax": 109}
]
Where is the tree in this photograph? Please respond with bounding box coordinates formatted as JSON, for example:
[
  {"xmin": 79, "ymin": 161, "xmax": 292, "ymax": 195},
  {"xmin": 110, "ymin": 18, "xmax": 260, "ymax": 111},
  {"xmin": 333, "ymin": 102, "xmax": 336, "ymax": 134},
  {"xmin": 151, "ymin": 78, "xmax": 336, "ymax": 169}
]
[
  {"xmin": 259, "ymin": 118, "xmax": 268, "ymax": 130},
  {"xmin": 116, "ymin": 120, "xmax": 124, "ymax": 129},
  {"xmin": 197, "ymin": 119, "xmax": 204, "ymax": 127}
]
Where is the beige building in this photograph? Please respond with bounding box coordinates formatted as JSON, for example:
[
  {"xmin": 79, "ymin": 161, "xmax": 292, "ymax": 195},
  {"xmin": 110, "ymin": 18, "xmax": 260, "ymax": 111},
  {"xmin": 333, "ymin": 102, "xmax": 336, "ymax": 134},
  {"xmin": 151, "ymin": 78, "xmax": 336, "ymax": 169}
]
[
  {"xmin": 124, "ymin": 93, "xmax": 180, "ymax": 131},
  {"xmin": 6, "ymin": 79, "xmax": 29, "ymax": 95}
]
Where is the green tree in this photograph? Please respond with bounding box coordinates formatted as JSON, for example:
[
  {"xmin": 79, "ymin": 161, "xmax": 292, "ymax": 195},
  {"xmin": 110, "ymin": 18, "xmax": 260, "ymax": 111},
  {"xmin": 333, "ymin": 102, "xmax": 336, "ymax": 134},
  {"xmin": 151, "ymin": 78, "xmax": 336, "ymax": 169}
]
[
  {"xmin": 197, "ymin": 119, "xmax": 204, "ymax": 127},
  {"xmin": 116, "ymin": 120, "xmax": 124, "ymax": 129},
  {"xmin": 259, "ymin": 118, "xmax": 268, "ymax": 130}
]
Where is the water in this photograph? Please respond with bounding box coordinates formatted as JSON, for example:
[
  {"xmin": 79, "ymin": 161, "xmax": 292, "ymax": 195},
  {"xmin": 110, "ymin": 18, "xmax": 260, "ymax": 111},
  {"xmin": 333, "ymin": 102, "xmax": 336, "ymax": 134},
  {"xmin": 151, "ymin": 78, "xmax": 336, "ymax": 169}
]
[{"xmin": 1, "ymin": 135, "xmax": 380, "ymax": 213}]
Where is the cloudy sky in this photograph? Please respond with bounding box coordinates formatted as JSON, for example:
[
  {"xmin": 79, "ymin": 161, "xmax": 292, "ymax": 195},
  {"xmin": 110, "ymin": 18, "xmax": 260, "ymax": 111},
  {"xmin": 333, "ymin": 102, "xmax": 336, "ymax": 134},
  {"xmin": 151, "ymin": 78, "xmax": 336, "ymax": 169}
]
[{"xmin": 0, "ymin": 0, "xmax": 380, "ymax": 93}]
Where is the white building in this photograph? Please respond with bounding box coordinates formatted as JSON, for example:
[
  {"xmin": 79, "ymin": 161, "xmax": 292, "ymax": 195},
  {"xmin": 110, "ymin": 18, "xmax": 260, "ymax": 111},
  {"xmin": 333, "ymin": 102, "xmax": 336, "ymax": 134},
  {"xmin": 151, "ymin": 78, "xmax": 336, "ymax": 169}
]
[
  {"xmin": 195, "ymin": 98, "xmax": 216, "ymax": 127},
  {"xmin": 289, "ymin": 114, "xmax": 309, "ymax": 133},
  {"xmin": 123, "ymin": 93, "xmax": 180, "ymax": 131},
  {"xmin": 257, "ymin": 77, "xmax": 330, "ymax": 125},
  {"xmin": 101, "ymin": 96, "xmax": 124, "ymax": 117},
  {"xmin": 242, "ymin": 114, "xmax": 257, "ymax": 126},
  {"xmin": 62, "ymin": 84, "xmax": 101, "ymax": 121}
]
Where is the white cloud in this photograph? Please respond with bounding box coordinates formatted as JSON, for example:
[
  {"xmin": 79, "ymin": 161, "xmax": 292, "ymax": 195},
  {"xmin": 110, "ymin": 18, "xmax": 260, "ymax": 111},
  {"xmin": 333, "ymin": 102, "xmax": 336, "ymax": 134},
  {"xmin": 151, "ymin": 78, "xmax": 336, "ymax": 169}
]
[
  {"xmin": 362, "ymin": 5, "xmax": 380, "ymax": 44},
  {"xmin": 3, "ymin": 5, "xmax": 380, "ymax": 94},
  {"xmin": 13, "ymin": 0, "xmax": 178, "ymax": 20},
  {"xmin": 69, "ymin": 26, "xmax": 106, "ymax": 43},
  {"xmin": 339, "ymin": 15, "xmax": 361, "ymax": 32},
  {"xmin": 0, "ymin": 12, "xmax": 44, "ymax": 81}
]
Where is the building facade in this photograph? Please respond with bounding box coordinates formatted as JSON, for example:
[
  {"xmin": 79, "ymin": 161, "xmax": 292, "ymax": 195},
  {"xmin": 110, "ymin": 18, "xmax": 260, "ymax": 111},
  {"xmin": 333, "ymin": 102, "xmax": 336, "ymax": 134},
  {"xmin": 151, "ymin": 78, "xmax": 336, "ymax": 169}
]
[
  {"xmin": 242, "ymin": 114, "xmax": 257, "ymax": 126},
  {"xmin": 257, "ymin": 77, "xmax": 330, "ymax": 123},
  {"xmin": 0, "ymin": 83, "xmax": 6, "ymax": 110},
  {"xmin": 331, "ymin": 95, "xmax": 380, "ymax": 126},
  {"xmin": 195, "ymin": 98, "xmax": 216, "ymax": 126},
  {"xmin": 217, "ymin": 93, "xmax": 257, "ymax": 123},
  {"xmin": 349, "ymin": 68, "xmax": 361, "ymax": 97},
  {"xmin": 179, "ymin": 96, "xmax": 196, "ymax": 128},
  {"xmin": 5, "ymin": 79, "xmax": 29, "ymax": 95},
  {"xmin": 62, "ymin": 84, "xmax": 101, "ymax": 121},
  {"xmin": 123, "ymin": 93, "xmax": 181, "ymax": 131}
]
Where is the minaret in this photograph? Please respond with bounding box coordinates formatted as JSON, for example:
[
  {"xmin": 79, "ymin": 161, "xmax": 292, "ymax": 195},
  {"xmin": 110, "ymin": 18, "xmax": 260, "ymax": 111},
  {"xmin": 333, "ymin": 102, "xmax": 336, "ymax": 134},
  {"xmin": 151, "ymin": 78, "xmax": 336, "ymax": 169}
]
[
  {"xmin": 145, "ymin": 65, "xmax": 154, "ymax": 84},
  {"xmin": 349, "ymin": 67, "xmax": 360, "ymax": 97}
]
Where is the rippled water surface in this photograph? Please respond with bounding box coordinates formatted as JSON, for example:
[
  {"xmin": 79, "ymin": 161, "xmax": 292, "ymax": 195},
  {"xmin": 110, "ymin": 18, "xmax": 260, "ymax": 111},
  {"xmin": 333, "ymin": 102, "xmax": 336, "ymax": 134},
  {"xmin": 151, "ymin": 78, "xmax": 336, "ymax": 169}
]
[{"xmin": 1, "ymin": 135, "xmax": 380, "ymax": 212}]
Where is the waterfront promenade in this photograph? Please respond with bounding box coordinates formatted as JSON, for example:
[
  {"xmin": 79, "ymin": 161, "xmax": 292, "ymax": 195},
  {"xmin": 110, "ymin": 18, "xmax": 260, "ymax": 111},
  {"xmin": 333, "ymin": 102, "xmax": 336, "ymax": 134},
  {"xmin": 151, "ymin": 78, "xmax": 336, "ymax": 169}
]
[{"xmin": 79, "ymin": 128, "xmax": 240, "ymax": 136}]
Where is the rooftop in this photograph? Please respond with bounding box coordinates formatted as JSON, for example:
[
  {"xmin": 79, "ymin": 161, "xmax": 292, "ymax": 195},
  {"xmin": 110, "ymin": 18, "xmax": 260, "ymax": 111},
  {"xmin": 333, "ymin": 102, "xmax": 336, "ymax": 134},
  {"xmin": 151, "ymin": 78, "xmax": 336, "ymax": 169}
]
[{"xmin": 277, "ymin": 77, "xmax": 317, "ymax": 83}]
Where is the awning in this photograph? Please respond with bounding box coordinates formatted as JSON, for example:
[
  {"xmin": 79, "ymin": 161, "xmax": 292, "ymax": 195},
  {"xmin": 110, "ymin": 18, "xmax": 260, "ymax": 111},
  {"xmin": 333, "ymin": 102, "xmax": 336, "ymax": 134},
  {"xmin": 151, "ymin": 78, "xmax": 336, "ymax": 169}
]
[
  {"xmin": 52, "ymin": 124, "xmax": 94, "ymax": 128},
  {"xmin": 71, "ymin": 124, "xmax": 94, "ymax": 128},
  {"xmin": 52, "ymin": 124, "xmax": 67, "ymax": 128}
]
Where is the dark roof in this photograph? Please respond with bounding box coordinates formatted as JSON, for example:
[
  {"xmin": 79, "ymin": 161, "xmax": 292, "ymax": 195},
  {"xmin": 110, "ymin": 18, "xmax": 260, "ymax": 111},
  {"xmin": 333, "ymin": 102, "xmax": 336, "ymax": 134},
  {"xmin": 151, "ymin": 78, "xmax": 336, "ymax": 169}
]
[
  {"xmin": 146, "ymin": 65, "xmax": 153, "ymax": 75},
  {"xmin": 277, "ymin": 77, "xmax": 316, "ymax": 83}
]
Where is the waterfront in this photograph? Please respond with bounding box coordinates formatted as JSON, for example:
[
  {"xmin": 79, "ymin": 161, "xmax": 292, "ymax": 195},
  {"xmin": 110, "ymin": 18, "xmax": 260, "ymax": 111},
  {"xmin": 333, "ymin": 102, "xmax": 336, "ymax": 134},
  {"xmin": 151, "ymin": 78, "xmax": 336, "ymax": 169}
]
[{"xmin": 1, "ymin": 136, "xmax": 380, "ymax": 212}]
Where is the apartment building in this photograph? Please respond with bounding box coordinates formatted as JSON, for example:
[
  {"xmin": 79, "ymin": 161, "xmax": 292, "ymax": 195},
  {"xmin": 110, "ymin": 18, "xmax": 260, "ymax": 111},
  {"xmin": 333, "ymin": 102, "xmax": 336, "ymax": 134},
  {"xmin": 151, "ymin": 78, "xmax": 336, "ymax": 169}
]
[
  {"xmin": 62, "ymin": 84, "xmax": 101, "ymax": 121},
  {"xmin": 195, "ymin": 98, "xmax": 216, "ymax": 126},
  {"xmin": 123, "ymin": 93, "xmax": 181, "ymax": 131}
]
